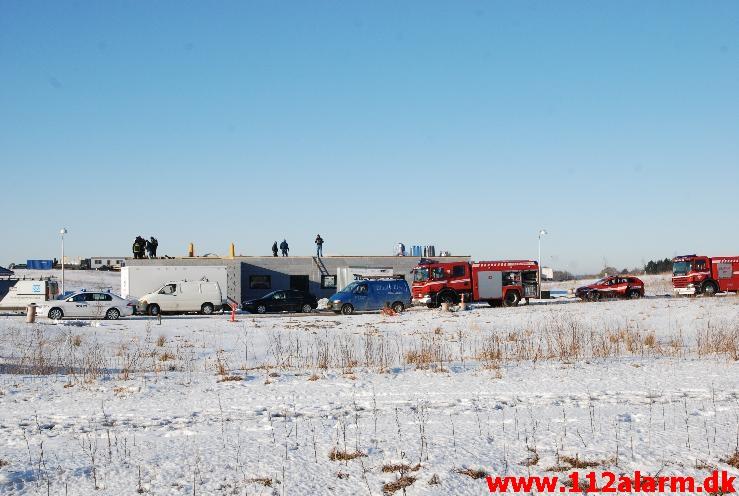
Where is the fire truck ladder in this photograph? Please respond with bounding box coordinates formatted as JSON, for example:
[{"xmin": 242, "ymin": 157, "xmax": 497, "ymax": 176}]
[{"xmin": 313, "ymin": 256, "xmax": 329, "ymax": 277}]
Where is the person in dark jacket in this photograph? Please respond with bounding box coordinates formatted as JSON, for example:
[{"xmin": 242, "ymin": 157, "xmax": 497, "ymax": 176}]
[
  {"xmin": 271, "ymin": 241, "xmax": 278, "ymax": 257},
  {"xmin": 145, "ymin": 238, "xmax": 153, "ymax": 258},
  {"xmin": 132, "ymin": 237, "xmax": 142, "ymax": 259},
  {"xmin": 150, "ymin": 237, "xmax": 158, "ymax": 258},
  {"xmin": 315, "ymin": 234, "xmax": 324, "ymax": 257},
  {"xmin": 279, "ymin": 239, "xmax": 289, "ymax": 257}
]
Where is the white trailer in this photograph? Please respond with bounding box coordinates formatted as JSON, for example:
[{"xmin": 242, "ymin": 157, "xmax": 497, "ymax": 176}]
[
  {"xmin": 336, "ymin": 267, "xmax": 393, "ymax": 292},
  {"xmin": 121, "ymin": 265, "xmax": 228, "ymax": 299},
  {"xmin": 0, "ymin": 279, "xmax": 60, "ymax": 310}
]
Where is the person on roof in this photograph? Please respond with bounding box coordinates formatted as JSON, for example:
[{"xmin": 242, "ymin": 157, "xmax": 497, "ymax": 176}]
[
  {"xmin": 279, "ymin": 239, "xmax": 289, "ymax": 257},
  {"xmin": 315, "ymin": 234, "xmax": 324, "ymax": 257}
]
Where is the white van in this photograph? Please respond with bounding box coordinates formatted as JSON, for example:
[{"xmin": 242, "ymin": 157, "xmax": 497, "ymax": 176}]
[{"xmin": 137, "ymin": 281, "xmax": 223, "ymax": 316}]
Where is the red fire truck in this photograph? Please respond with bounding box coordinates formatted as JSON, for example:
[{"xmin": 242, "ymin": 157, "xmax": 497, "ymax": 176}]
[
  {"xmin": 672, "ymin": 255, "xmax": 739, "ymax": 296},
  {"xmin": 411, "ymin": 259, "xmax": 539, "ymax": 308}
]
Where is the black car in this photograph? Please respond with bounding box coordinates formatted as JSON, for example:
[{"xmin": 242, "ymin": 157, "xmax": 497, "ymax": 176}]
[{"xmin": 242, "ymin": 290, "xmax": 318, "ymax": 314}]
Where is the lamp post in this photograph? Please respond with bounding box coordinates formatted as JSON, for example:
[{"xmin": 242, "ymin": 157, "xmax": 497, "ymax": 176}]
[
  {"xmin": 538, "ymin": 229, "xmax": 548, "ymax": 298},
  {"xmin": 60, "ymin": 228, "xmax": 68, "ymax": 296}
]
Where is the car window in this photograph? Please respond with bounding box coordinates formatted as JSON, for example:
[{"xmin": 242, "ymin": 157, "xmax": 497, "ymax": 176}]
[
  {"xmin": 70, "ymin": 293, "xmax": 88, "ymax": 302},
  {"xmin": 452, "ymin": 265, "xmax": 466, "ymax": 277},
  {"xmin": 93, "ymin": 293, "xmax": 113, "ymax": 301},
  {"xmin": 354, "ymin": 284, "xmax": 368, "ymax": 295},
  {"xmin": 159, "ymin": 284, "xmax": 177, "ymax": 295},
  {"xmin": 272, "ymin": 292, "xmax": 285, "ymax": 300},
  {"xmin": 431, "ymin": 267, "xmax": 445, "ymax": 279}
]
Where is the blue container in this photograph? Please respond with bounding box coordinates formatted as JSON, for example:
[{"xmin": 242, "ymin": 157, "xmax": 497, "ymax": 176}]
[{"xmin": 27, "ymin": 260, "xmax": 53, "ymax": 270}]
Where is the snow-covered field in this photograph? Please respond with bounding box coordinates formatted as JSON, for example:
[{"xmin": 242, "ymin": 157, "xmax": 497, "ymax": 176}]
[{"xmin": 1, "ymin": 272, "xmax": 739, "ymax": 495}]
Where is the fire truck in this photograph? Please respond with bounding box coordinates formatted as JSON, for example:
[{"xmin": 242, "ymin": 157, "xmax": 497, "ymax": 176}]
[
  {"xmin": 411, "ymin": 259, "xmax": 539, "ymax": 308},
  {"xmin": 672, "ymin": 255, "xmax": 739, "ymax": 296}
]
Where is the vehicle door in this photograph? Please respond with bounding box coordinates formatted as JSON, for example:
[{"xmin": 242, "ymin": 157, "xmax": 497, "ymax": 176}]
[
  {"xmin": 269, "ymin": 291, "xmax": 288, "ymax": 312},
  {"xmin": 89, "ymin": 293, "xmax": 108, "ymax": 318},
  {"xmin": 67, "ymin": 293, "xmax": 90, "ymax": 317},
  {"xmin": 156, "ymin": 283, "xmax": 179, "ymax": 311},
  {"xmin": 284, "ymin": 290, "xmax": 302, "ymax": 312},
  {"xmin": 352, "ymin": 283, "xmax": 370, "ymax": 311}
]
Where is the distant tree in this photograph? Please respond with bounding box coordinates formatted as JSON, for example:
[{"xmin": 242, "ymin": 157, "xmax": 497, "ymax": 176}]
[
  {"xmin": 599, "ymin": 266, "xmax": 619, "ymax": 277},
  {"xmin": 644, "ymin": 258, "xmax": 673, "ymax": 274},
  {"xmin": 552, "ymin": 270, "xmax": 575, "ymax": 282}
]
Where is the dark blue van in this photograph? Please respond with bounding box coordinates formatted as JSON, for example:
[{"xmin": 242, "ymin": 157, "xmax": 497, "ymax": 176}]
[{"xmin": 328, "ymin": 279, "xmax": 412, "ymax": 315}]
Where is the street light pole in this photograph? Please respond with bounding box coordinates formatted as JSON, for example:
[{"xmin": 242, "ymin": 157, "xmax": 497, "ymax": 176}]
[
  {"xmin": 538, "ymin": 229, "xmax": 548, "ymax": 299},
  {"xmin": 60, "ymin": 228, "xmax": 68, "ymax": 295}
]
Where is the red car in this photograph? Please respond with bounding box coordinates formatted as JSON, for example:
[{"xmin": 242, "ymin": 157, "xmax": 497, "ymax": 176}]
[{"xmin": 575, "ymin": 276, "xmax": 645, "ymax": 301}]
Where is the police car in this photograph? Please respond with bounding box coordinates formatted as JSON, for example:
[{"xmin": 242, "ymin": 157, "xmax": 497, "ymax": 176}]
[{"xmin": 38, "ymin": 290, "xmax": 136, "ymax": 320}]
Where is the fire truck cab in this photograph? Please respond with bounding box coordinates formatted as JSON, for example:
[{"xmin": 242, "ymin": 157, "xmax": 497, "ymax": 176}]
[
  {"xmin": 672, "ymin": 255, "xmax": 739, "ymax": 296},
  {"xmin": 411, "ymin": 259, "xmax": 539, "ymax": 308}
]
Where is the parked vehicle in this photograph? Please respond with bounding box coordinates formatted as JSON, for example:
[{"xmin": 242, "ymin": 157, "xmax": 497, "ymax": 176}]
[
  {"xmin": 575, "ymin": 276, "xmax": 644, "ymax": 301},
  {"xmin": 327, "ymin": 279, "xmax": 411, "ymax": 315},
  {"xmin": 242, "ymin": 290, "xmax": 318, "ymax": 314},
  {"xmin": 0, "ymin": 278, "xmax": 59, "ymax": 310},
  {"xmin": 137, "ymin": 280, "xmax": 223, "ymax": 315},
  {"xmin": 672, "ymin": 255, "xmax": 739, "ymax": 296},
  {"xmin": 38, "ymin": 290, "xmax": 135, "ymax": 320},
  {"xmin": 411, "ymin": 259, "xmax": 539, "ymax": 308}
]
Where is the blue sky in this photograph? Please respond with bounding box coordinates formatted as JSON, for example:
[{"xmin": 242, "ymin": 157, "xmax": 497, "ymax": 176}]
[{"xmin": 1, "ymin": 1, "xmax": 738, "ymax": 273}]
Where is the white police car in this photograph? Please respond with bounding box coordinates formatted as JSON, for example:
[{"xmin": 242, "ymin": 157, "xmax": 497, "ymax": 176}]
[{"xmin": 38, "ymin": 290, "xmax": 136, "ymax": 320}]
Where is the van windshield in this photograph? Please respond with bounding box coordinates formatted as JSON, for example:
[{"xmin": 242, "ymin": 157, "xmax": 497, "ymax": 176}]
[
  {"xmin": 673, "ymin": 261, "xmax": 691, "ymax": 276},
  {"xmin": 339, "ymin": 282, "xmax": 359, "ymax": 293},
  {"xmin": 413, "ymin": 268, "xmax": 429, "ymax": 282}
]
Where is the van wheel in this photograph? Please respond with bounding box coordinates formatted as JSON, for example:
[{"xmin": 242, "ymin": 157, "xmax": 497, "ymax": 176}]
[
  {"xmin": 341, "ymin": 304, "xmax": 354, "ymax": 315},
  {"xmin": 148, "ymin": 304, "xmax": 161, "ymax": 316},
  {"xmin": 301, "ymin": 303, "xmax": 313, "ymax": 313},
  {"xmin": 256, "ymin": 305, "xmax": 267, "ymax": 314},
  {"xmin": 702, "ymin": 281, "xmax": 718, "ymax": 296},
  {"xmin": 105, "ymin": 308, "xmax": 120, "ymax": 320},
  {"xmin": 48, "ymin": 308, "xmax": 64, "ymax": 320},
  {"xmin": 391, "ymin": 302, "xmax": 405, "ymax": 313},
  {"xmin": 201, "ymin": 303, "xmax": 214, "ymax": 315},
  {"xmin": 503, "ymin": 290, "xmax": 520, "ymax": 307}
]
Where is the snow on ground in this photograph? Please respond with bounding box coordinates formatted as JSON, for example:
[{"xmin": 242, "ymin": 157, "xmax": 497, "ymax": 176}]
[{"xmin": 1, "ymin": 270, "xmax": 739, "ymax": 495}]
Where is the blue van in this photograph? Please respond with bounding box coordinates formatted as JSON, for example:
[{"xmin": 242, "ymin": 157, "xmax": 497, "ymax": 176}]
[{"xmin": 328, "ymin": 279, "xmax": 412, "ymax": 315}]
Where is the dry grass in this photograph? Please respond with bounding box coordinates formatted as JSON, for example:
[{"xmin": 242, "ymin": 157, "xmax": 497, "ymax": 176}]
[
  {"xmin": 217, "ymin": 375, "xmax": 242, "ymax": 383},
  {"xmin": 722, "ymin": 451, "xmax": 739, "ymax": 469},
  {"xmin": 382, "ymin": 475, "xmax": 417, "ymax": 494},
  {"xmin": 308, "ymin": 374, "xmax": 320, "ymax": 381},
  {"xmin": 246, "ymin": 477, "xmax": 272, "ymax": 487},
  {"xmin": 156, "ymin": 335, "xmax": 166, "ymax": 347},
  {"xmin": 455, "ymin": 467, "xmax": 488, "ymax": 479},
  {"xmin": 560, "ymin": 455, "xmax": 606, "ymax": 469},
  {"xmin": 0, "ymin": 459, "xmax": 8, "ymax": 468},
  {"xmin": 159, "ymin": 351, "xmax": 175, "ymax": 362},
  {"xmin": 328, "ymin": 448, "xmax": 366, "ymax": 461},
  {"xmin": 381, "ymin": 463, "xmax": 421, "ymax": 473},
  {"xmin": 428, "ymin": 473, "xmax": 441, "ymax": 485}
]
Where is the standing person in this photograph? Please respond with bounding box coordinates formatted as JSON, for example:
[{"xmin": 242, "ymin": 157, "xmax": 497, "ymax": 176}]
[
  {"xmin": 271, "ymin": 241, "xmax": 278, "ymax": 257},
  {"xmin": 279, "ymin": 239, "xmax": 289, "ymax": 257},
  {"xmin": 150, "ymin": 237, "xmax": 158, "ymax": 258},
  {"xmin": 145, "ymin": 238, "xmax": 153, "ymax": 258},
  {"xmin": 315, "ymin": 234, "xmax": 324, "ymax": 257},
  {"xmin": 132, "ymin": 237, "xmax": 142, "ymax": 259}
]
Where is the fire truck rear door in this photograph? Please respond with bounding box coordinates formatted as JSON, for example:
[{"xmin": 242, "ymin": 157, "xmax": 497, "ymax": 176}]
[{"xmin": 477, "ymin": 271, "xmax": 503, "ymax": 299}]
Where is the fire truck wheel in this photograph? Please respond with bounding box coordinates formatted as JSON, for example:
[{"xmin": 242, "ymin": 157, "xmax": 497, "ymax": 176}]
[
  {"xmin": 391, "ymin": 302, "xmax": 405, "ymax": 313},
  {"xmin": 341, "ymin": 304, "xmax": 354, "ymax": 315},
  {"xmin": 503, "ymin": 291, "xmax": 520, "ymax": 307},
  {"xmin": 438, "ymin": 292, "xmax": 458, "ymax": 305},
  {"xmin": 627, "ymin": 290, "xmax": 641, "ymax": 299},
  {"xmin": 702, "ymin": 281, "xmax": 718, "ymax": 296}
]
